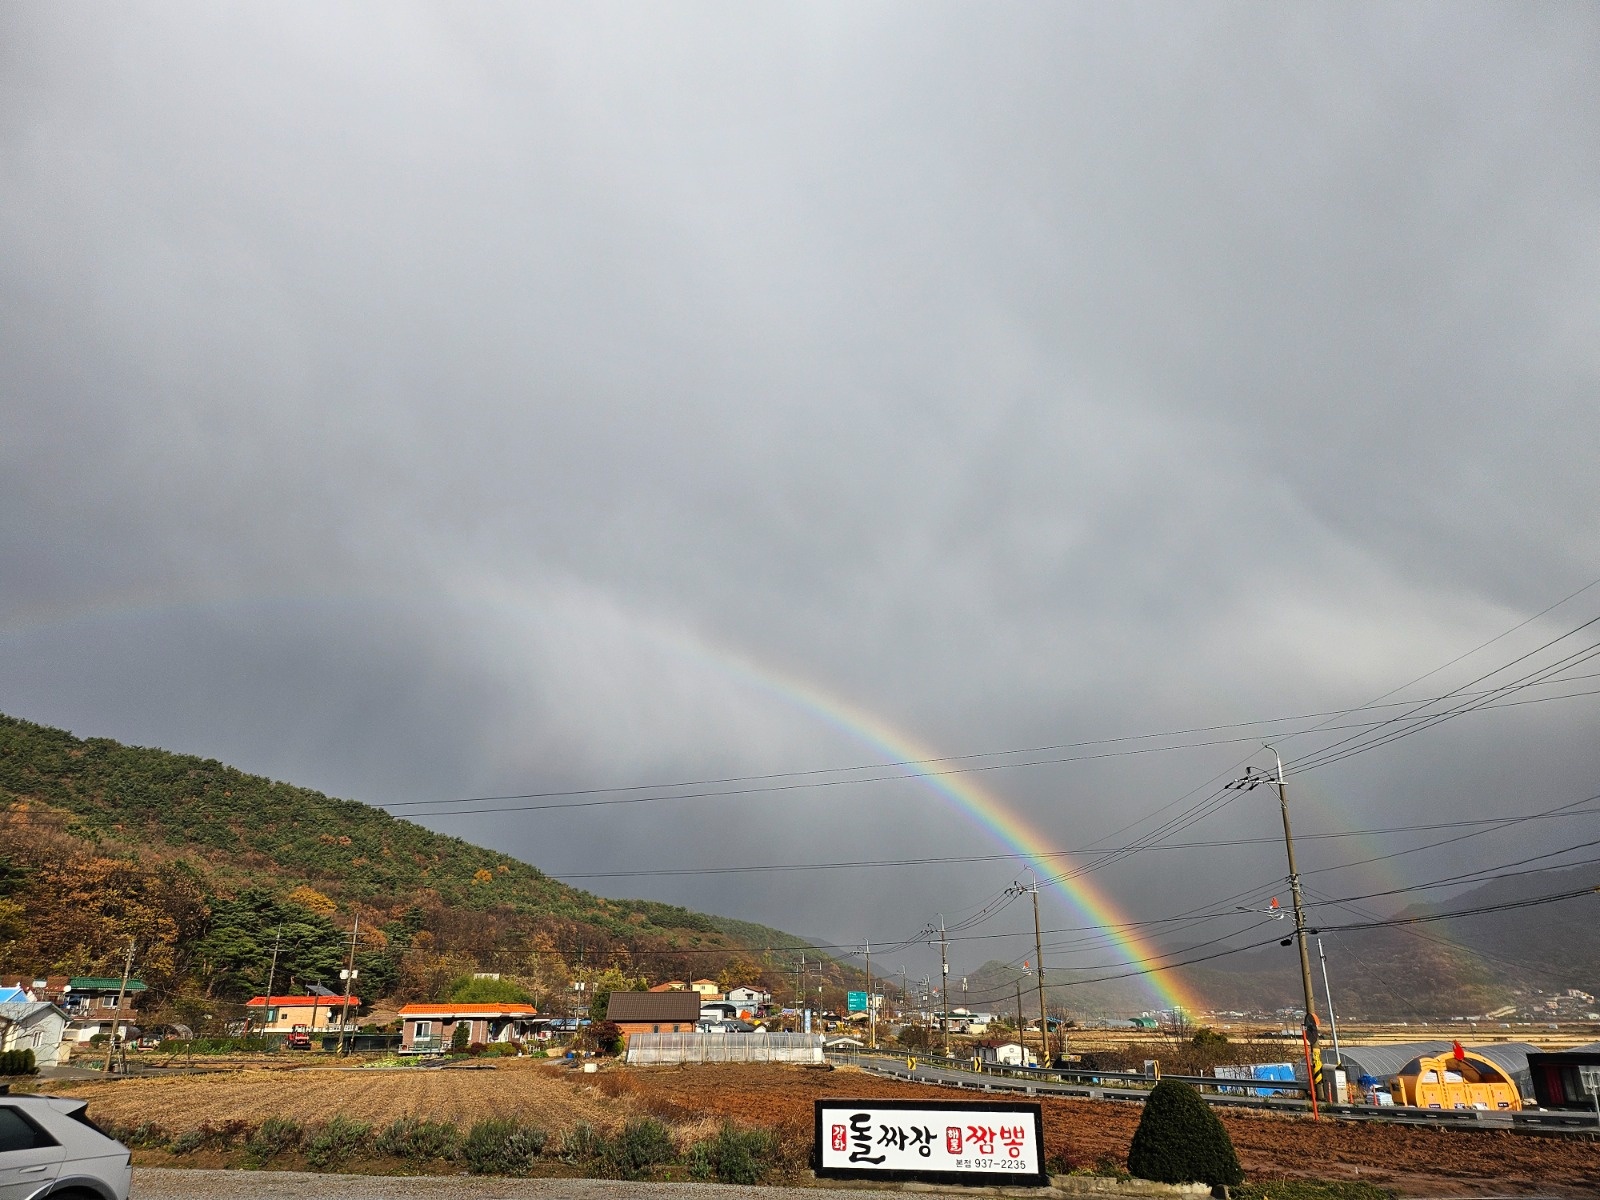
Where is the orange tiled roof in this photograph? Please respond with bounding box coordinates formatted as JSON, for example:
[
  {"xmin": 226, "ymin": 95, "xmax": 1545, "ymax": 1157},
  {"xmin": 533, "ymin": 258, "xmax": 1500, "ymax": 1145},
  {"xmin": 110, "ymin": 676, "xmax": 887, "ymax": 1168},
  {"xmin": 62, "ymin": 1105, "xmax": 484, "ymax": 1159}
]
[{"xmin": 397, "ymin": 1003, "xmax": 539, "ymax": 1016}]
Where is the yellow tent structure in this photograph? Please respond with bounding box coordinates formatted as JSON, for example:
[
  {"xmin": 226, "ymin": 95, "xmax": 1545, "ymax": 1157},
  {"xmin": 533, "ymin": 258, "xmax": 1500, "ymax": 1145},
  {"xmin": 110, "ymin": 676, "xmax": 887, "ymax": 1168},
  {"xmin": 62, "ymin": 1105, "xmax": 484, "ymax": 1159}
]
[{"xmin": 1390, "ymin": 1048, "xmax": 1520, "ymax": 1111}]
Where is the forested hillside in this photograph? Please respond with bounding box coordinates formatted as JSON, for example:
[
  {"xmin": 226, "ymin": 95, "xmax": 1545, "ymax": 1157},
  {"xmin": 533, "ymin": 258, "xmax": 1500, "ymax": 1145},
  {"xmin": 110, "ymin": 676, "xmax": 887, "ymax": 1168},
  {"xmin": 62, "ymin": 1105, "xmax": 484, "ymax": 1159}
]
[{"xmin": 0, "ymin": 714, "xmax": 844, "ymax": 1023}]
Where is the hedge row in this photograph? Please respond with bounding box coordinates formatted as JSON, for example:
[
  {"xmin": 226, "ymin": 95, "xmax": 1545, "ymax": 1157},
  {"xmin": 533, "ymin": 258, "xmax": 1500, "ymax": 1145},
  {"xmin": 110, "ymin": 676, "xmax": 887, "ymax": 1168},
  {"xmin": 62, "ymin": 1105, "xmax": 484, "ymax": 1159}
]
[{"xmin": 102, "ymin": 1114, "xmax": 798, "ymax": 1183}]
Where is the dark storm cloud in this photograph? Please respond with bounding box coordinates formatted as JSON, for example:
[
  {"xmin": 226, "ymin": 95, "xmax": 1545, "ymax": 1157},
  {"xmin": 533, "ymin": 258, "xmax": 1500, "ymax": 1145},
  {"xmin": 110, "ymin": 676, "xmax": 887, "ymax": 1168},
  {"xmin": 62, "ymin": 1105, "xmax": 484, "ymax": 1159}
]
[{"xmin": 3, "ymin": 3, "xmax": 1598, "ymax": 987}]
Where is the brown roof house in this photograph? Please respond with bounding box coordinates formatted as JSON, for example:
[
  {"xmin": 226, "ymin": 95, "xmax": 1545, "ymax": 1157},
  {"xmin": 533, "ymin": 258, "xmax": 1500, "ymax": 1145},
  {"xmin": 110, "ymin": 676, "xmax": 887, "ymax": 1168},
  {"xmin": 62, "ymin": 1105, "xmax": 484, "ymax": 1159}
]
[{"xmin": 605, "ymin": 991, "xmax": 701, "ymax": 1037}]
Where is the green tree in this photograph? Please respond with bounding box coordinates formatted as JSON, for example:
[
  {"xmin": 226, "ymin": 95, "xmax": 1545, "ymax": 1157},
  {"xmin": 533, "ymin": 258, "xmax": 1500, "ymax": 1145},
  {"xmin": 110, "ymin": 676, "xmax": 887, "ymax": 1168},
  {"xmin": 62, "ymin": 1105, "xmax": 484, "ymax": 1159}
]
[
  {"xmin": 447, "ymin": 975, "xmax": 532, "ymax": 1004},
  {"xmin": 1126, "ymin": 1080, "xmax": 1243, "ymax": 1188},
  {"xmin": 587, "ymin": 967, "xmax": 646, "ymax": 1022},
  {"xmin": 451, "ymin": 1021, "xmax": 471, "ymax": 1051}
]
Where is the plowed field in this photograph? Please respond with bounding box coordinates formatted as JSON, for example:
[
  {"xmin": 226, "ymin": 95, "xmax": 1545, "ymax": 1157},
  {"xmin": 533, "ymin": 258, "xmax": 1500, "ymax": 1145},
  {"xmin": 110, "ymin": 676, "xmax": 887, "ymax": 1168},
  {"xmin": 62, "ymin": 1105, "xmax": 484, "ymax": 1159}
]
[{"xmin": 48, "ymin": 1061, "xmax": 1600, "ymax": 1195}]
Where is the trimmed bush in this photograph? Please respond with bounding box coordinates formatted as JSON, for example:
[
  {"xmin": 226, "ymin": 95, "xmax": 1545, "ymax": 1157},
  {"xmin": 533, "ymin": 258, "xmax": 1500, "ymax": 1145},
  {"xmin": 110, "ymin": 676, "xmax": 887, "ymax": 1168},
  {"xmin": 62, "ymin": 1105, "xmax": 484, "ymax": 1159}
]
[
  {"xmin": 1127, "ymin": 1080, "xmax": 1243, "ymax": 1188},
  {"xmin": 462, "ymin": 1117, "xmax": 546, "ymax": 1175},
  {"xmin": 376, "ymin": 1117, "xmax": 461, "ymax": 1162},
  {"xmin": 0, "ymin": 1049, "xmax": 36, "ymax": 1075},
  {"xmin": 245, "ymin": 1116, "xmax": 304, "ymax": 1162},
  {"xmin": 687, "ymin": 1122, "xmax": 781, "ymax": 1184},
  {"xmin": 305, "ymin": 1115, "xmax": 371, "ymax": 1169}
]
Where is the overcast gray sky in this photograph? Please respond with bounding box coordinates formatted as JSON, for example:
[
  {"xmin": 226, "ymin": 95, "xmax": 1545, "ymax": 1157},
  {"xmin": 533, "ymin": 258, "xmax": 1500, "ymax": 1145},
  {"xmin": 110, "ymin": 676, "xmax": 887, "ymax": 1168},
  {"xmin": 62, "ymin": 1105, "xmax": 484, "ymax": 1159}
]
[{"xmin": 4, "ymin": 2, "xmax": 1598, "ymax": 1008}]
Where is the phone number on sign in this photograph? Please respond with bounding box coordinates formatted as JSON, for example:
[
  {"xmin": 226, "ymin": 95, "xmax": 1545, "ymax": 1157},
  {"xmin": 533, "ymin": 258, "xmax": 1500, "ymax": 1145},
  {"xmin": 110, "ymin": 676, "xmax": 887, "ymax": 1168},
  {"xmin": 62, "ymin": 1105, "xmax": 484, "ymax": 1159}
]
[{"xmin": 953, "ymin": 1157, "xmax": 1034, "ymax": 1170}]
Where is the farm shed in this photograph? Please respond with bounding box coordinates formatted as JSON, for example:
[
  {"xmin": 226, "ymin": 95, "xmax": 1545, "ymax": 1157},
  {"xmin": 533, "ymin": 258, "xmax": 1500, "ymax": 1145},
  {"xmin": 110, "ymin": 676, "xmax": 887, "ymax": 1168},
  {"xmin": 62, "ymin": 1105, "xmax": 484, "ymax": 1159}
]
[
  {"xmin": 1333, "ymin": 1041, "xmax": 1539, "ymax": 1102},
  {"xmin": 1526, "ymin": 1046, "xmax": 1600, "ymax": 1109}
]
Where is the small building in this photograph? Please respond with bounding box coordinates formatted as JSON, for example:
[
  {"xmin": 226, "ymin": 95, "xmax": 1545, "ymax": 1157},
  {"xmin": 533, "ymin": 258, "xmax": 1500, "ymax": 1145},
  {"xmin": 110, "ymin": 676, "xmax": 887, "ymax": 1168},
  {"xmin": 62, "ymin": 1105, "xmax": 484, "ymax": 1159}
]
[
  {"xmin": 397, "ymin": 1003, "xmax": 540, "ymax": 1054},
  {"xmin": 726, "ymin": 986, "xmax": 770, "ymax": 1012},
  {"xmin": 1527, "ymin": 1044, "xmax": 1600, "ymax": 1110},
  {"xmin": 0, "ymin": 1002, "xmax": 70, "ymax": 1067},
  {"xmin": 689, "ymin": 979, "xmax": 724, "ymax": 1000},
  {"xmin": 648, "ymin": 980, "xmax": 688, "ymax": 993},
  {"xmin": 244, "ymin": 994, "xmax": 363, "ymax": 1034},
  {"xmin": 605, "ymin": 991, "xmax": 702, "ymax": 1036},
  {"xmin": 61, "ymin": 977, "xmax": 147, "ymax": 1043}
]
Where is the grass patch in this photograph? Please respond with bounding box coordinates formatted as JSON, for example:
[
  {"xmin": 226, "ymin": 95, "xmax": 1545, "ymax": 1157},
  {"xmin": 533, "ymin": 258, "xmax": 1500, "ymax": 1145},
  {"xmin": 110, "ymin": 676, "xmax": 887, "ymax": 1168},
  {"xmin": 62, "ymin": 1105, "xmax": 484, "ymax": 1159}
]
[{"xmin": 1237, "ymin": 1182, "xmax": 1398, "ymax": 1200}]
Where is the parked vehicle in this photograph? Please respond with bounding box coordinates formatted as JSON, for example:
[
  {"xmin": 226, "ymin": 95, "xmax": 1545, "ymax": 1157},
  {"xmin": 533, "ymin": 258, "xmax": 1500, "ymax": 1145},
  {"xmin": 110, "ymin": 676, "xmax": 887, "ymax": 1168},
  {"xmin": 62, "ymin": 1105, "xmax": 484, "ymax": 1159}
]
[
  {"xmin": 0, "ymin": 1090, "xmax": 131, "ymax": 1199},
  {"xmin": 284, "ymin": 1026, "xmax": 312, "ymax": 1050}
]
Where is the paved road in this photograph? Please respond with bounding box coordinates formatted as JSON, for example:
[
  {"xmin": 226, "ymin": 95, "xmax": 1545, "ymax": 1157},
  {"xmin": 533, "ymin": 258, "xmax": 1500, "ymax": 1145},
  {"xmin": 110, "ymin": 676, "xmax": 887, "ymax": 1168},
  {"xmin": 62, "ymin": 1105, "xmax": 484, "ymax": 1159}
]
[{"xmin": 131, "ymin": 1168, "xmax": 924, "ymax": 1200}]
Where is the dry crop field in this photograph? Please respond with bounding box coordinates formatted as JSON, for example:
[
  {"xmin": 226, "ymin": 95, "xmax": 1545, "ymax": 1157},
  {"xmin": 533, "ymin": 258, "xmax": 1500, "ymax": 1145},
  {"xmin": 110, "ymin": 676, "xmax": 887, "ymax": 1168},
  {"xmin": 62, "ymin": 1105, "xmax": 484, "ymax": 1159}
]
[{"xmin": 45, "ymin": 1061, "xmax": 1600, "ymax": 1195}]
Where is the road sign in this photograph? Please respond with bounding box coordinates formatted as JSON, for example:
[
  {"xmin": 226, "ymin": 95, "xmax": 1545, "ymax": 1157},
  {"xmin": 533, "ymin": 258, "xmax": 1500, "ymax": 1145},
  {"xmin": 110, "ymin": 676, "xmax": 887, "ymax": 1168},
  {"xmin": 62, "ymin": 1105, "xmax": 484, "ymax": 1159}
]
[
  {"xmin": 815, "ymin": 1098, "xmax": 1047, "ymax": 1186},
  {"xmin": 847, "ymin": 991, "xmax": 868, "ymax": 1012}
]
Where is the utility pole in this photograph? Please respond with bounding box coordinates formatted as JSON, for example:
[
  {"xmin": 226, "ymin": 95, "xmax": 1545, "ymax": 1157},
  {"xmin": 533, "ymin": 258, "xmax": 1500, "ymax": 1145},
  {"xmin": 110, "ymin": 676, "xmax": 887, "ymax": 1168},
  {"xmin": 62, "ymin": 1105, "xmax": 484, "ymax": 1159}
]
[
  {"xmin": 261, "ymin": 927, "xmax": 282, "ymax": 1037},
  {"xmin": 102, "ymin": 939, "xmax": 136, "ymax": 1076},
  {"xmin": 865, "ymin": 938, "xmax": 875, "ymax": 1051},
  {"xmin": 337, "ymin": 916, "xmax": 359, "ymax": 1056},
  {"xmin": 938, "ymin": 916, "xmax": 951, "ymax": 1057},
  {"xmin": 1031, "ymin": 882, "xmax": 1049, "ymax": 1067},
  {"xmin": 1230, "ymin": 750, "xmax": 1321, "ymax": 1100}
]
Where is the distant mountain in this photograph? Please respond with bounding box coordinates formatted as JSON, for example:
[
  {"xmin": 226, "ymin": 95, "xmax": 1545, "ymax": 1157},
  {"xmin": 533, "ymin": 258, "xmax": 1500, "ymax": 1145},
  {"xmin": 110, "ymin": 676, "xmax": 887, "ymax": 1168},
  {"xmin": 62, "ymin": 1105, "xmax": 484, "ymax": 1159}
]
[
  {"xmin": 968, "ymin": 863, "xmax": 1600, "ymax": 1024},
  {"xmin": 0, "ymin": 714, "xmax": 853, "ymax": 1014}
]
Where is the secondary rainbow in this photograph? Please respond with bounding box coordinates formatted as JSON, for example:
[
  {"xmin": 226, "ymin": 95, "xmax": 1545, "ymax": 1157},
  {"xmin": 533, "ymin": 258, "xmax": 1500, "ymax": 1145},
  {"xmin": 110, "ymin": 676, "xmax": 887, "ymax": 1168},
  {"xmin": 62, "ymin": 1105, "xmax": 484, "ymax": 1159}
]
[{"xmin": 680, "ymin": 641, "xmax": 1204, "ymax": 1015}]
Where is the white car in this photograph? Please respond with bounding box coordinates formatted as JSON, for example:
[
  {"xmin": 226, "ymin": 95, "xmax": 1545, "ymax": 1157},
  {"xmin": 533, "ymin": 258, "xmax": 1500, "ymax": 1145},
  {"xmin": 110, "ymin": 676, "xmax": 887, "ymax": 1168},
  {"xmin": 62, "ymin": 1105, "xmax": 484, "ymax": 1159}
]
[{"xmin": 0, "ymin": 1092, "xmax": 131, "ymax": 1200}]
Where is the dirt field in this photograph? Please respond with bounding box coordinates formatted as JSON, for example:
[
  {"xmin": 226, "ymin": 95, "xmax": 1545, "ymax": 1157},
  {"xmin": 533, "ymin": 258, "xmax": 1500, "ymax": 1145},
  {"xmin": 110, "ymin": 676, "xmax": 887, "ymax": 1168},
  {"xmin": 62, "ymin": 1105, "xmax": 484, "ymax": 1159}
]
[{"xmin": 47, "ymin": 1060, "xmax": 1600, "ymax": 1195}]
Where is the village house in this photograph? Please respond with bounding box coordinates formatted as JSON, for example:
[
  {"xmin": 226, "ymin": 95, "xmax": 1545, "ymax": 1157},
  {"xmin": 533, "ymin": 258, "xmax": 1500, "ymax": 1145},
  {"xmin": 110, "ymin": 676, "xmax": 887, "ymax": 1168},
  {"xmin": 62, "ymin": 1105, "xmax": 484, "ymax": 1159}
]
[
  {"xmin": 725, "ymin": 985, "xmax": 770, "ymax": 1014},
  {"xmin": 688, "ymin": 979, "xmax": 724, "ymax": 1001},
  {"xmin": 60, "ymin": 977, "xmax": 147, "ymax": 1043},
  {"xmin": 0, "ymin": 1001, "xmax": 70, "ymax": 1067},
  {"xmin": 397, "ymin": 1003, "xmax": 541, "ymax": 1054},
  {"xmin": 244, "ymin": 993, "xmax": 363, "ymax": 1034},
  {"xmin": 605, "ymin": 991, "xmax": 701, "ymax": 1036},
  {"xmin": 647, "ymin": 980, "xmax": 688, "ymax": 992}
]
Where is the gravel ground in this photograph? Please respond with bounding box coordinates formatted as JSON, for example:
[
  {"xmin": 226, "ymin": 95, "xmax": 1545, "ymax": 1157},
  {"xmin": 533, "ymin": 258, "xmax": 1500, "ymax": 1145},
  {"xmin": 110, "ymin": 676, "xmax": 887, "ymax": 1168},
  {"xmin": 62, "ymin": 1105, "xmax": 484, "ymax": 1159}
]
[{"xmin": 130, "ymin": 1167, "xmax": 920, "ymax": 1199}]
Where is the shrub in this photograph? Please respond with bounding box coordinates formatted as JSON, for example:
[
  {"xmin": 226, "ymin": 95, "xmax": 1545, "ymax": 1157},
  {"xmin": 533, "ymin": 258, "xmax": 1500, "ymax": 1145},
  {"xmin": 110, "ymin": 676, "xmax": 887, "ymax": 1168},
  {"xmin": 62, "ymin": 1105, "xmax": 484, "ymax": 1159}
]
[
  {"xmin": 105, "ymin": 1122, "xmax": 170, "ymax": 1150},
  {"xmin": 687, "ymin": 1122, "xmax": 781, "ymax": 1184},
  {"xmin": 450, "ymin": 1023, "xmax": 470, "ymax": 1051},
  {"xmin": 560, "ymin": 1121, "xmax": 606, "ymax": 1165},
  {"xmin": 170, "ymin": 1119, "xmax": 253, "ymax": 1155},
  {"xmin": 376, "ymin": 1117, "xmax": 461, "ymax": 1162},
  {"xmin": 245, "ymin": 1116, "xmax": 304, "ymax": 1162},
  {"xmin": 1126, "ymin": 1080, "xmax": 1243, "ymax": 1188},
  {"xmin": 462, "ymin": 1116, "xmax": 546, "ymax": 1175},
  {"xmin": 305, "ymin": 1115, "xmax": 372, "ymax": 1169},
  {"xmin": 600, "ymin": 1117, "xmax": 677, "ymax": 1180},
  {"xmin": 0, "ymin": 1049, "xmax": 36, "ymax": 1075}
]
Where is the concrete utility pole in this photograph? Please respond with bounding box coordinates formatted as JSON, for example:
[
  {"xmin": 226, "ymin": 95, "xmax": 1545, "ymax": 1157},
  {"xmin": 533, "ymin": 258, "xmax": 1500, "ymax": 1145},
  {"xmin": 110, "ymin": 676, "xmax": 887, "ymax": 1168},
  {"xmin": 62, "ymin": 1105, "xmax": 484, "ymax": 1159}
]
[
  {"xmin": 1230, "ymin": 750, "xmax": 1320, "ymax": 1089},
  {"xmin": 865, "ymin": 938, "xmax": 875, "ymax": 1051},
  {"xmin": 102, "ymin": 939, "xmax": 136, "ymax": 1076},
  {"xmin": 938, "ymin": 916, "xmax": 951, "ymax": 1057},
  {"xmin": 261, "ymin": 927, "xmax": 282, "ymax": 1036},
  {"xmin": 1031, "ymin": 882, "xmax": 1049, "ymax": 1066},
  {"xmin": 337, "ymin": 916, "xmax": 359, "ymax": 1056}
]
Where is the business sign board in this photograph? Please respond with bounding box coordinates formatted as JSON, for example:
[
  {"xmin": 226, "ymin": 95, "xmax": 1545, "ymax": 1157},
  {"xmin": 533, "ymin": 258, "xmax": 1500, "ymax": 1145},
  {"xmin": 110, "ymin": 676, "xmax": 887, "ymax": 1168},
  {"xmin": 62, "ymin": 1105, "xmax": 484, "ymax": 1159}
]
[
  {"xmin": 814, "ymin": 1098, "xmax": 1047, "ymax": 1186},
  {"xmin": 846, "ymin": 991, "xmax": 868, "ymax": 1013}
]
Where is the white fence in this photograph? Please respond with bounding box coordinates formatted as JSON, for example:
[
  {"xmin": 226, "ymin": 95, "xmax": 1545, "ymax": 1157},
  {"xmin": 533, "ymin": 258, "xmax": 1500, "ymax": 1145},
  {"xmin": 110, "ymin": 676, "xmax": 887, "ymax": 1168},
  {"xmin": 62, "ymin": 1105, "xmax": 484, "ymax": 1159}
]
[{"xmin": 626, "ymin": 1032, "xmax": 825, "ymax": 1065}]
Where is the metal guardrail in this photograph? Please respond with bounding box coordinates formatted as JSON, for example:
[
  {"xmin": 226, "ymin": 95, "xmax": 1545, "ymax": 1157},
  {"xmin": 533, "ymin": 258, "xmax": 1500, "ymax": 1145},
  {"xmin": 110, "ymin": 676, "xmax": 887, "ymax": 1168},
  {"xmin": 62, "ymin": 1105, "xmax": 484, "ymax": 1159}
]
[
  {"xmin": 829, "ymin": 1051, "xmax": 1600, "ymax": 1136},
  {"xmin": 848, "ymin": 1050, "xmax": 1309, "ymax": 1094}
]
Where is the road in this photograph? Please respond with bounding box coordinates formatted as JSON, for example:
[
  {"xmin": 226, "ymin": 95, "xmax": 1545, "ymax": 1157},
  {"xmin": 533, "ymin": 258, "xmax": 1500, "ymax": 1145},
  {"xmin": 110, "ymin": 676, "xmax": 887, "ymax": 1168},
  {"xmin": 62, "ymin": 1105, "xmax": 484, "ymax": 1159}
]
[{"xmin": 130, "ymin": 1167, "xmax": 1005, "ymax": 1198}]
